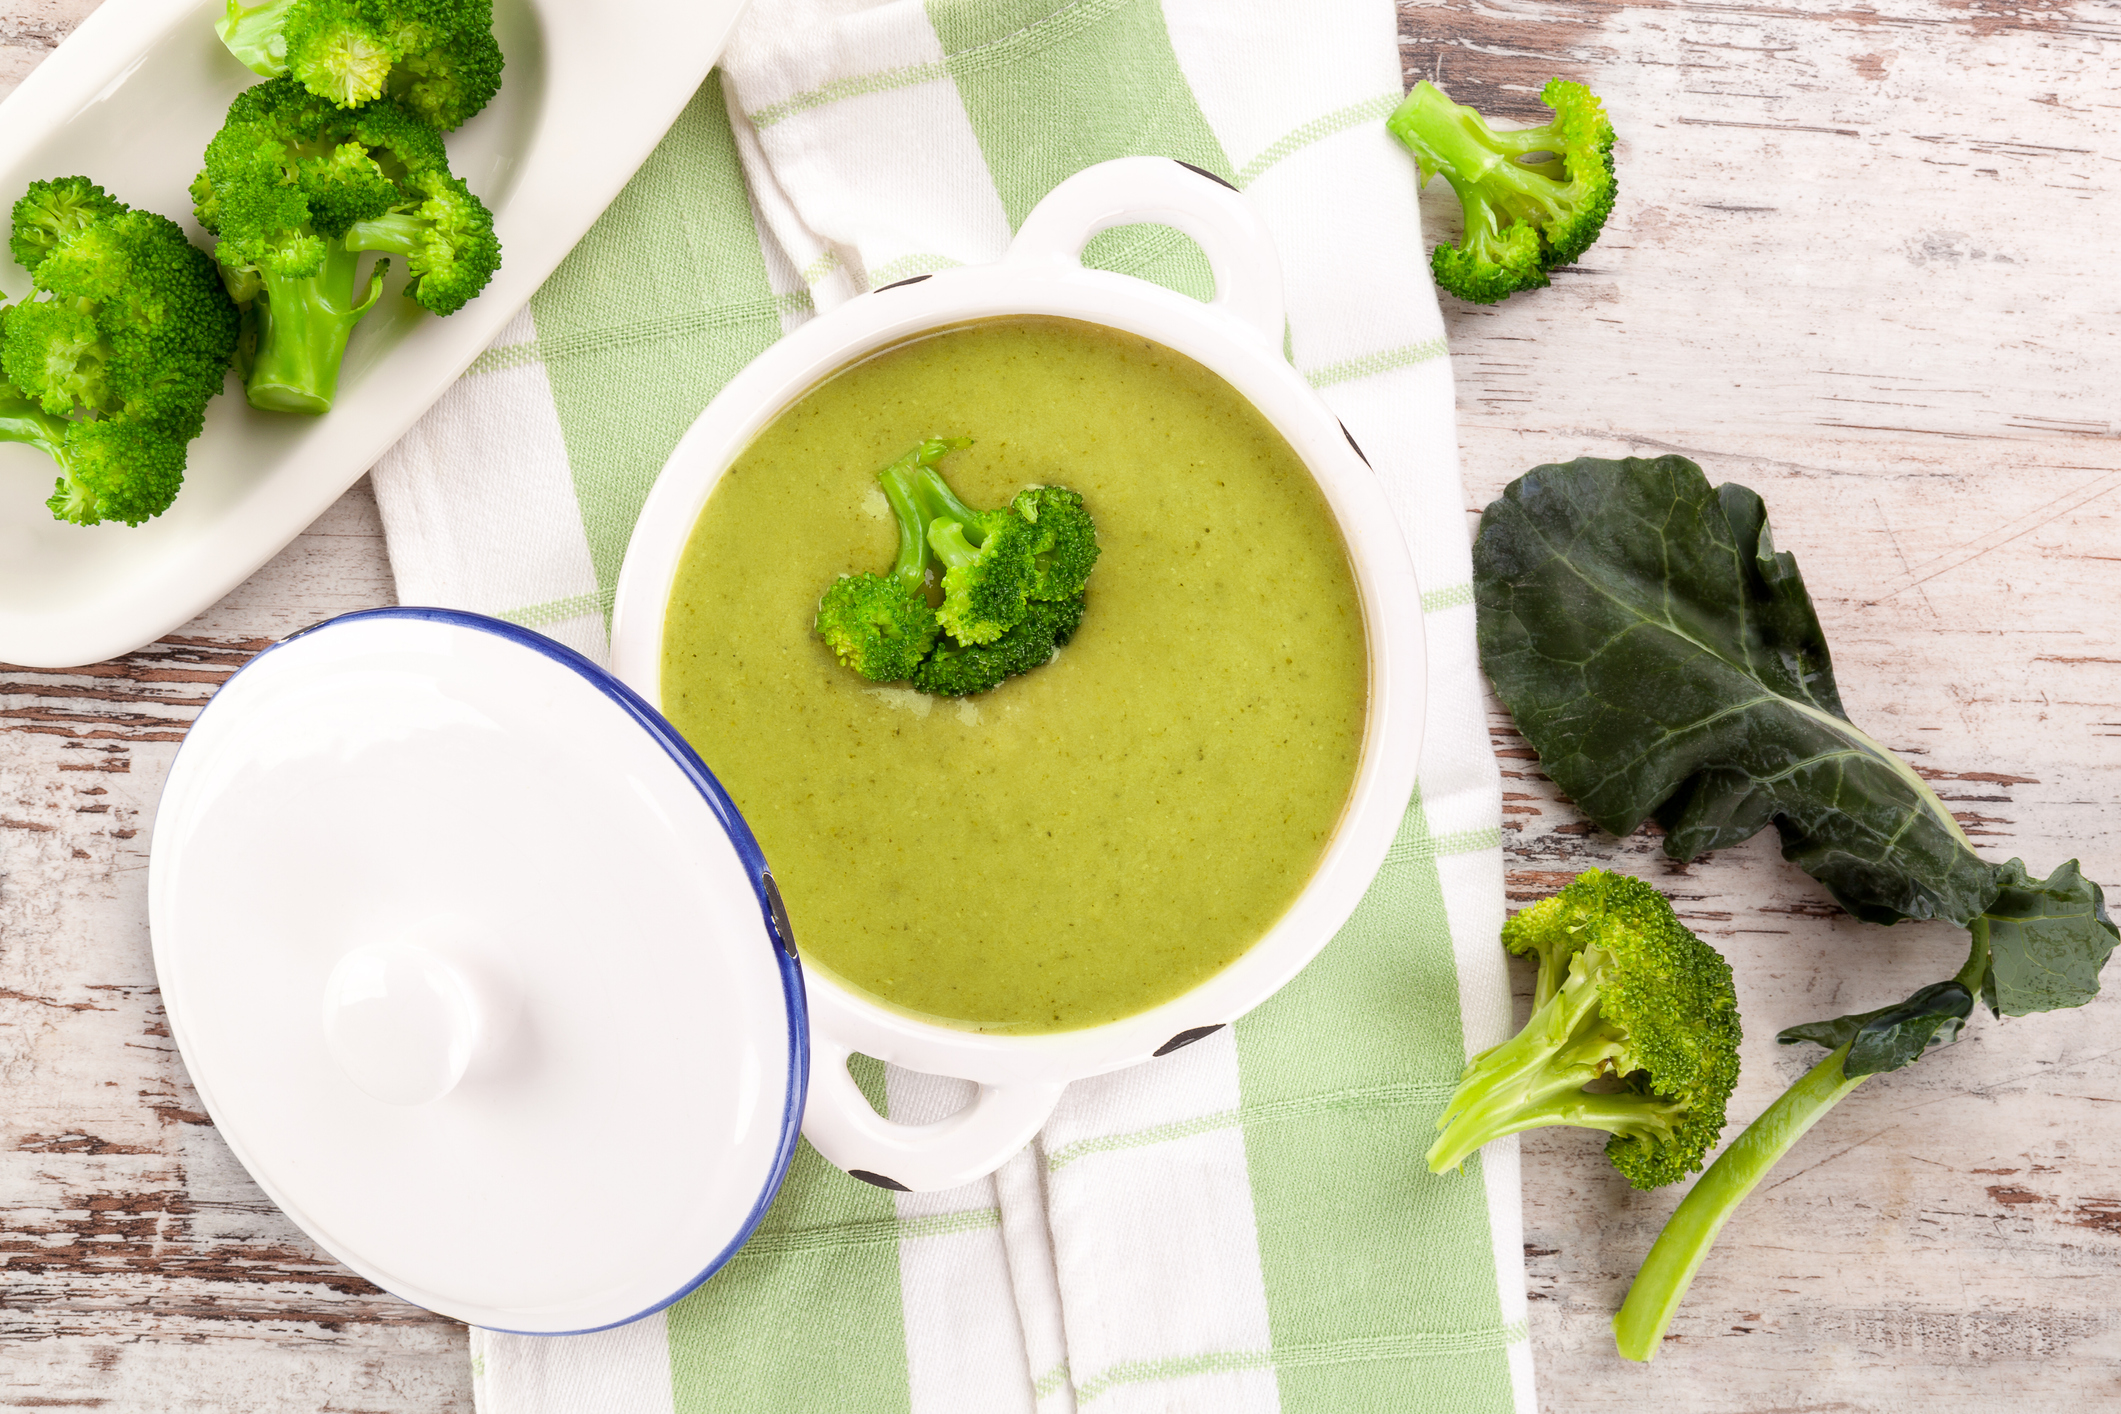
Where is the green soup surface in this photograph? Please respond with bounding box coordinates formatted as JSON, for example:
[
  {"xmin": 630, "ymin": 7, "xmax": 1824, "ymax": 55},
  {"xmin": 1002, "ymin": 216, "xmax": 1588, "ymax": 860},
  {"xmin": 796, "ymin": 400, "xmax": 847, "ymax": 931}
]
[{"xmin": 661, "ymin": 317, "xmax": 1366, "ymax": 1034}]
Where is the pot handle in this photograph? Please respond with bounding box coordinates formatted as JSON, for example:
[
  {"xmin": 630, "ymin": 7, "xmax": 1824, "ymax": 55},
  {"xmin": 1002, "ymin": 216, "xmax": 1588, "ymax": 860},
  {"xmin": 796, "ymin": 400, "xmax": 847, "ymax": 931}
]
[
  {"xmin": 1007, "ymin": 156, "xmax": 1286, "ymax": 348},
  {"xmin": 802, "ymin": 1038, "xmax": 1066, "ymax": 1193}
]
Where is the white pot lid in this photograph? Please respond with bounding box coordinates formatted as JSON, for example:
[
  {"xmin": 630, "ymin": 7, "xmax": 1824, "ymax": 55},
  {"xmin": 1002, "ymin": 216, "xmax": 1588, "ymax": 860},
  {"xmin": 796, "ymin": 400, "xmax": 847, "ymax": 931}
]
[{"xmin": 147, "ymin": 608, "xmax": 807, "ymax": 1334}]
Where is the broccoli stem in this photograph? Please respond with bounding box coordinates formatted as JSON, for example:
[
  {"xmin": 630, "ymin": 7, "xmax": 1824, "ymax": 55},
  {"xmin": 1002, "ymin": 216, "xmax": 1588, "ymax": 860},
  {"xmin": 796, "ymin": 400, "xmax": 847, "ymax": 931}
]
[
  {"xmin": 1611, "ymin": 919, "xmax": 1993, "ymax": 1361},
  {"xmin": 1611, "ymin": 1043, "xmax": 1867, "ymax": 1361},
  {"xmin": 246, "ymin": 241, "xmax": 386, "ymax": 414},
  {"xmin": 1429, "ymin": 947, "xmax": 1683, "ymax": 1174},
  {"xmin": 878, "ymin": 463, "xmax": 932, "ymax": 595},
  {"xmin": 1391, "ymin": 83, "xmax": 1563, "ymax": 189},
  {"xmin": 914, "ymin": 464, "xmax": 997, "ymax": 545},
  {"xmin": 0, "ymin": 385, "xmax": 82, "ymax": 513},
  {"xmin": 0, "ymin": 385, "xmax": 68, "ymax": 459},
  {"xmin": 343, "ymin": 211, "xmax": 425, "ymax": 260},
  {"xmin": 217, "ymin": 0, "xmax": 297, "ymax": 76}
]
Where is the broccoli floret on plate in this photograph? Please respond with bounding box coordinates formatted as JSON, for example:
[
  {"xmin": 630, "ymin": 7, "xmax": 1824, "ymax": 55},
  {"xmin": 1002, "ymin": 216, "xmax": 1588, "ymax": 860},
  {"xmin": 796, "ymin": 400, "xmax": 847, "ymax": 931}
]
[
  {"xmin": 217, "ymin": 0, "xmax": 502, "ymax": 131},
  {"xmin": 0, "ymin": 179, "xmax": 240, "ymax": 526},
  {"xmin": 191, "ymin": 78, "xmax": 501, "ymax": 414}
]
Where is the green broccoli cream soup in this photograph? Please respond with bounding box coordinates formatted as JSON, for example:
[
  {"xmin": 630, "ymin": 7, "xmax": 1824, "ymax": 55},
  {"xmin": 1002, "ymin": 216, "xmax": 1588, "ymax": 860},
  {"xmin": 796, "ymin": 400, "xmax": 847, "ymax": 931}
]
[{"xmin": 661, "ymin": 316, "xmax": 1366, "ymax": 1034}]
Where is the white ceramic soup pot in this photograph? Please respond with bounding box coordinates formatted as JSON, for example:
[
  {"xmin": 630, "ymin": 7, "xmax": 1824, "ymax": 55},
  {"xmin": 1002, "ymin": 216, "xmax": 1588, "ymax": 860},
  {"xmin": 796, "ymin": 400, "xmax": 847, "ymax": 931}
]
[{"xmin": 610, "ymin": 157, "xmax": 1427, "ymax": 1193}]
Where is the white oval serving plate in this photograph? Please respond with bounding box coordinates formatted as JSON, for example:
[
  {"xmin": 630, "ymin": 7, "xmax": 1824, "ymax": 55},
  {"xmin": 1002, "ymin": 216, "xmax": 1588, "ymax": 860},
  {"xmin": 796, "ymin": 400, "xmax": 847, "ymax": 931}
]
[{"xmin": 0, "ymin": 0, "xmax": 750, "ymax": 669}]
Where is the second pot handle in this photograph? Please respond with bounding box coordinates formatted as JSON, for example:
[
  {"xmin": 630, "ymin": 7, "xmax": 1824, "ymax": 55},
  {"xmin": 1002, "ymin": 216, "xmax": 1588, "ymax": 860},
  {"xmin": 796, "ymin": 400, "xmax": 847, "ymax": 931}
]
[
  {"xmin": 1007, "ymin": 156, "xmax": 1286, "ymax": 349},
  {"xmin": 802, "ymin": 1039, "xmax": 1066, "ymax": 1193}
]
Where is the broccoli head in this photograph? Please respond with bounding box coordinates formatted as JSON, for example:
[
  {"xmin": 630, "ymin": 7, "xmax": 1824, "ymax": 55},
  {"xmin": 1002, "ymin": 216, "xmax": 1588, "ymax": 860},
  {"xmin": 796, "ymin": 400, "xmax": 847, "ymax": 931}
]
[
  {"xmin": 913, "ymin": 595, "xmax": 1085, "ymax": 697},
  {"xmin": 0, "ymin": 181, "xmax": 239, "ymax": 526},
  {"xmin": 910, "ymin": 457, "xmax": 1041, "ymax": 645},
  {"xmin": 191, "ymin": 78, "xmax": 500, "ymax": 413},
  {"xmin": 1428, "ymin": 869, "xmax": 1741, "ymax": 1190},
  {"xmin": 1387, "ymin": 77, "xmax": 1616, "ymax": 305},
  {"xmin": 10, "ymin": 176, "xmax": 125, "ymax": 274},
  {"xmin": 1012, "ymin": 485, "xmax": 1100, "ymax": 601},
  {"xmin": 217, "ymin": 0, "xmax": 502, "ymax": 131},
  {"xmin": 814, "ymin": 450, "xmax": 944, "ymax": 681},
  {"xmin": 812, "ymin": 438, "xmax": 1102, "ymax": 693}
]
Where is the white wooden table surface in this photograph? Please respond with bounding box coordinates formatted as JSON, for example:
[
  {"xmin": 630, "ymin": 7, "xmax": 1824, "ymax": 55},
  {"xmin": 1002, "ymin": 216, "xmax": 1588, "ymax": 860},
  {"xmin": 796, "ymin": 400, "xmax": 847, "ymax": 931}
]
[{"xmin": 4, "ymin": 0, "xmax": 2118, "ymax": 1408}]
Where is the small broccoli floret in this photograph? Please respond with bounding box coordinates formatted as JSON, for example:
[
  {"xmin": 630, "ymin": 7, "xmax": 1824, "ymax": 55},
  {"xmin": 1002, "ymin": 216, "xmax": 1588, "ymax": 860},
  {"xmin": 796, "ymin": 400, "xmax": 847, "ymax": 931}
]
[
  {"xmin": 1387, "ymin": 77, "xmax": 1617, "ymax": 306},
  {"xmin": 217, "ymin": 0, "xmax": 502, "ymax": 131},
  {"xmin": 191, "ymin": 78, "xmax": 500, "ymax": 413},
  {"xmin": 1012, "ymin": 485, "xmax": 1100, "ymax": 602},
  {"xmin": 913, "ymin": 595, "xmax": 1085, "ymax": 697},
  {"xmin": 911, "ymin": 457, "xmax": 1042, "ymax": 645},
  {"xmin": 814, "ymin": 455, "xmax": 941, "ymax": 681},
  {"xmin": 0, "ymin": 186, "xmax": 239, "ymax": 527},
  {"xmin": 1428, "ymin": 870, "xmax": 1741, "ymax": 1190},
  {"xmin": 343, "ymin": 166, "xmax": 499, "ymax": 315},
  {"xmin": 10, "ymin": 177, "xmax": 125, "ymax": 274},
  {"xmin": 927, "ymin": 516, "xmax": 1035, "ymax": 646}
]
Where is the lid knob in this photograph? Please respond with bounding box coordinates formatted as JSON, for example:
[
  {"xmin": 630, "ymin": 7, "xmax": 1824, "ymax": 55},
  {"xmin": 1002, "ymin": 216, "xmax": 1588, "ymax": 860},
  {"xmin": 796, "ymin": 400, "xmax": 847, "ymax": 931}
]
[{"xmin": 322, "ymin": 942, "xmax": 486, "ymax": 1106}]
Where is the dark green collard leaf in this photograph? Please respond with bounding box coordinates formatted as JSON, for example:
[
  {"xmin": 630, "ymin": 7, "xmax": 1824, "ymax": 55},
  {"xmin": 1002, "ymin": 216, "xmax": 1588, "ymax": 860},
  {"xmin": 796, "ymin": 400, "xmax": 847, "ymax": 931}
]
[
  {"xmin": 1981, "ymin": 859, "xmax": 2119, "ymax": 1016},
  {"xmin": 1778, "ymin": 980, "xmax": 1973, "ymax": 1077},
  {"xmin": 1473, "ymin": 455, "xmax": 1993, "ymax": 927}
]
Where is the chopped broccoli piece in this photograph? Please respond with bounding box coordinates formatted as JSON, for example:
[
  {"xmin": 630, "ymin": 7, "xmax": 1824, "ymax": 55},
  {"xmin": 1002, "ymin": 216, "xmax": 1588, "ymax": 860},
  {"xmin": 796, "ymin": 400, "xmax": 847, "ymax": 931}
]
[
  {"xmin": 926, "ymin": 515, "xmax": 1035, "ymax": 647},
  {"xmin": 10, "ymin": 176, "xmax": 125, "ymax": 275},
  {"xmin": 814, "ymin": 452, "xmax": 943, "ymax": 681},
  {"xmin": 1387, "ymin": 77, "xmax": 1617, "ymax": 305},
  {"xmin": 0, "ymin": 183, "xmax": 239, "ymax": 526},
  {"xmin": 811, "ymin": 438, "xmax": 1102, "ymax": 692},
  {"xmin": 913, "ymin": 595, "xmax": 1085, "ymax": 697},
  {"xmin": 217, "ymin": 0, "xmax": 502, "ymax": 131},
  {"xmin": 191, "ymin": 78, "xmax": 500, "ymax": 413},
  {"xmin": 1428, "ymin": 869, "xmax": 1741, "ymax": 1190},
  {"xmin": 910, "ymin": 459, "xmax": 1041, "ymax": 645},
  {"xmin": 1012, "ymin": 485, "xmax": 1101, "ymax": 602}
]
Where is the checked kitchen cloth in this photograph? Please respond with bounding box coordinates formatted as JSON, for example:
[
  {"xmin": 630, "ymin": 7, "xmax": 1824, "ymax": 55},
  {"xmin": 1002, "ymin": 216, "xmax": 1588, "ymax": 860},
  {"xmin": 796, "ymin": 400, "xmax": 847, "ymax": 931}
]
[{"xmin": 371, "ymin": 0, "xmax": 1531, "ymax": 1409}]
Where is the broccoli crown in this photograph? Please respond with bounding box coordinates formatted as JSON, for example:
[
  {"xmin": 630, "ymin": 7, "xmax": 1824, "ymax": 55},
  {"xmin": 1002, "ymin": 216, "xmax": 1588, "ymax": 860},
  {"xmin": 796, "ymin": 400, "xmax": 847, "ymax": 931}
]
[
  {"xmin": 192, "ymin": 80, "xmax": 496, "ymax": 410},
  {"xmin": 812, "ymin": 439, "xmax": 1102, "ymax": 694},
  {"xmin": 193, "ymin": 78, "xmax": 466, "ymax": 270},
  {"xmin": 0, "ymin": 185, "xmax": 239, "ymax": 526},
  {"xmin": 342, "ymin": 165, "xmax": 501, "ymax": 314},
  {"xmin": 1428, "ymin": 869, "xmax": 1741, "ymax": 1190},
  {"xmin": 10, "ymin": 177, "xmax": 125, "ymax": 275},
  {"xmin": 1013, "ymin": 485, "xmax": 1101, "ymax": 602},
  {"xmin": 913, "ymin": 595, "xmax": 1085, "ymax": 697},
  {"xmin": 218, "ymin": 0, "xmax": 502, "ymax": 131},
  {"xmin": 815, "ymin": 572, "xmax": 940, "ymax": 683},
  {"xmin": 928, "ymin": 515, "xmax": 1035, "ymax": 646},
  {"xmin": 1388, "ymin": 76, "xmax": 1617, "ymax": 306}
]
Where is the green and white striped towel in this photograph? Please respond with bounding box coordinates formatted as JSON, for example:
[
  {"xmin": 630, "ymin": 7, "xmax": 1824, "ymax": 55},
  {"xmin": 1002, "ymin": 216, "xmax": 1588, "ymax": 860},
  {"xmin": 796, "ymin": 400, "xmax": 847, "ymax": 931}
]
[{"xmin": 371, "ymin": 0, "xmax": 1532, "ymax": 1409}]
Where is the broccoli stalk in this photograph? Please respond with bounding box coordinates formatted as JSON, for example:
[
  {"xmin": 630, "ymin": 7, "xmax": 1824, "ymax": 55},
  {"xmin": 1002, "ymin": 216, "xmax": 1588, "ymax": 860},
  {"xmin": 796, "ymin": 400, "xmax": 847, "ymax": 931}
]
[
  {"xmin": 1429, "ymin": 870, "xmax": 1741, "ymax": 1191},
  {"xmin": 1613, "ymin": 863, "xmax": 2113, "ymax": 1360},
  {"xmin": 192, "ymin": 78, "xmax": 500, "ymax": 415},
  {"xmin": 1387, "ymin": 77, "xmax": 1616, "ymax": 305},
  {"xmin": 247, "ymin": 239, "xmax": 387, "ymax": 414},
  {"xmin": 812, "ymin": 442, "xmax": 959, "ymax": 682},
  {"xmin": 218, "ymin": 0, "xmax": 297, "ymax": 73},
  {"xmin": 1611, "ymin": 1039, "xmax": 1869, "ymax": 1361}
]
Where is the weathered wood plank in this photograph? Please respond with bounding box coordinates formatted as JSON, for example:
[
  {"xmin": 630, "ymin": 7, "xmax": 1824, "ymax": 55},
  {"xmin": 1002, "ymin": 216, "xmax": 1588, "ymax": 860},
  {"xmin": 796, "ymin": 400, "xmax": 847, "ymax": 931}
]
[
  {"xmin": 0, "ymin": 479, "xmax": 470, "ymax": 1408},
  {"xmin": 1411, "ymin": 0, "xmax": 2121, "ymax": 1402}
]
